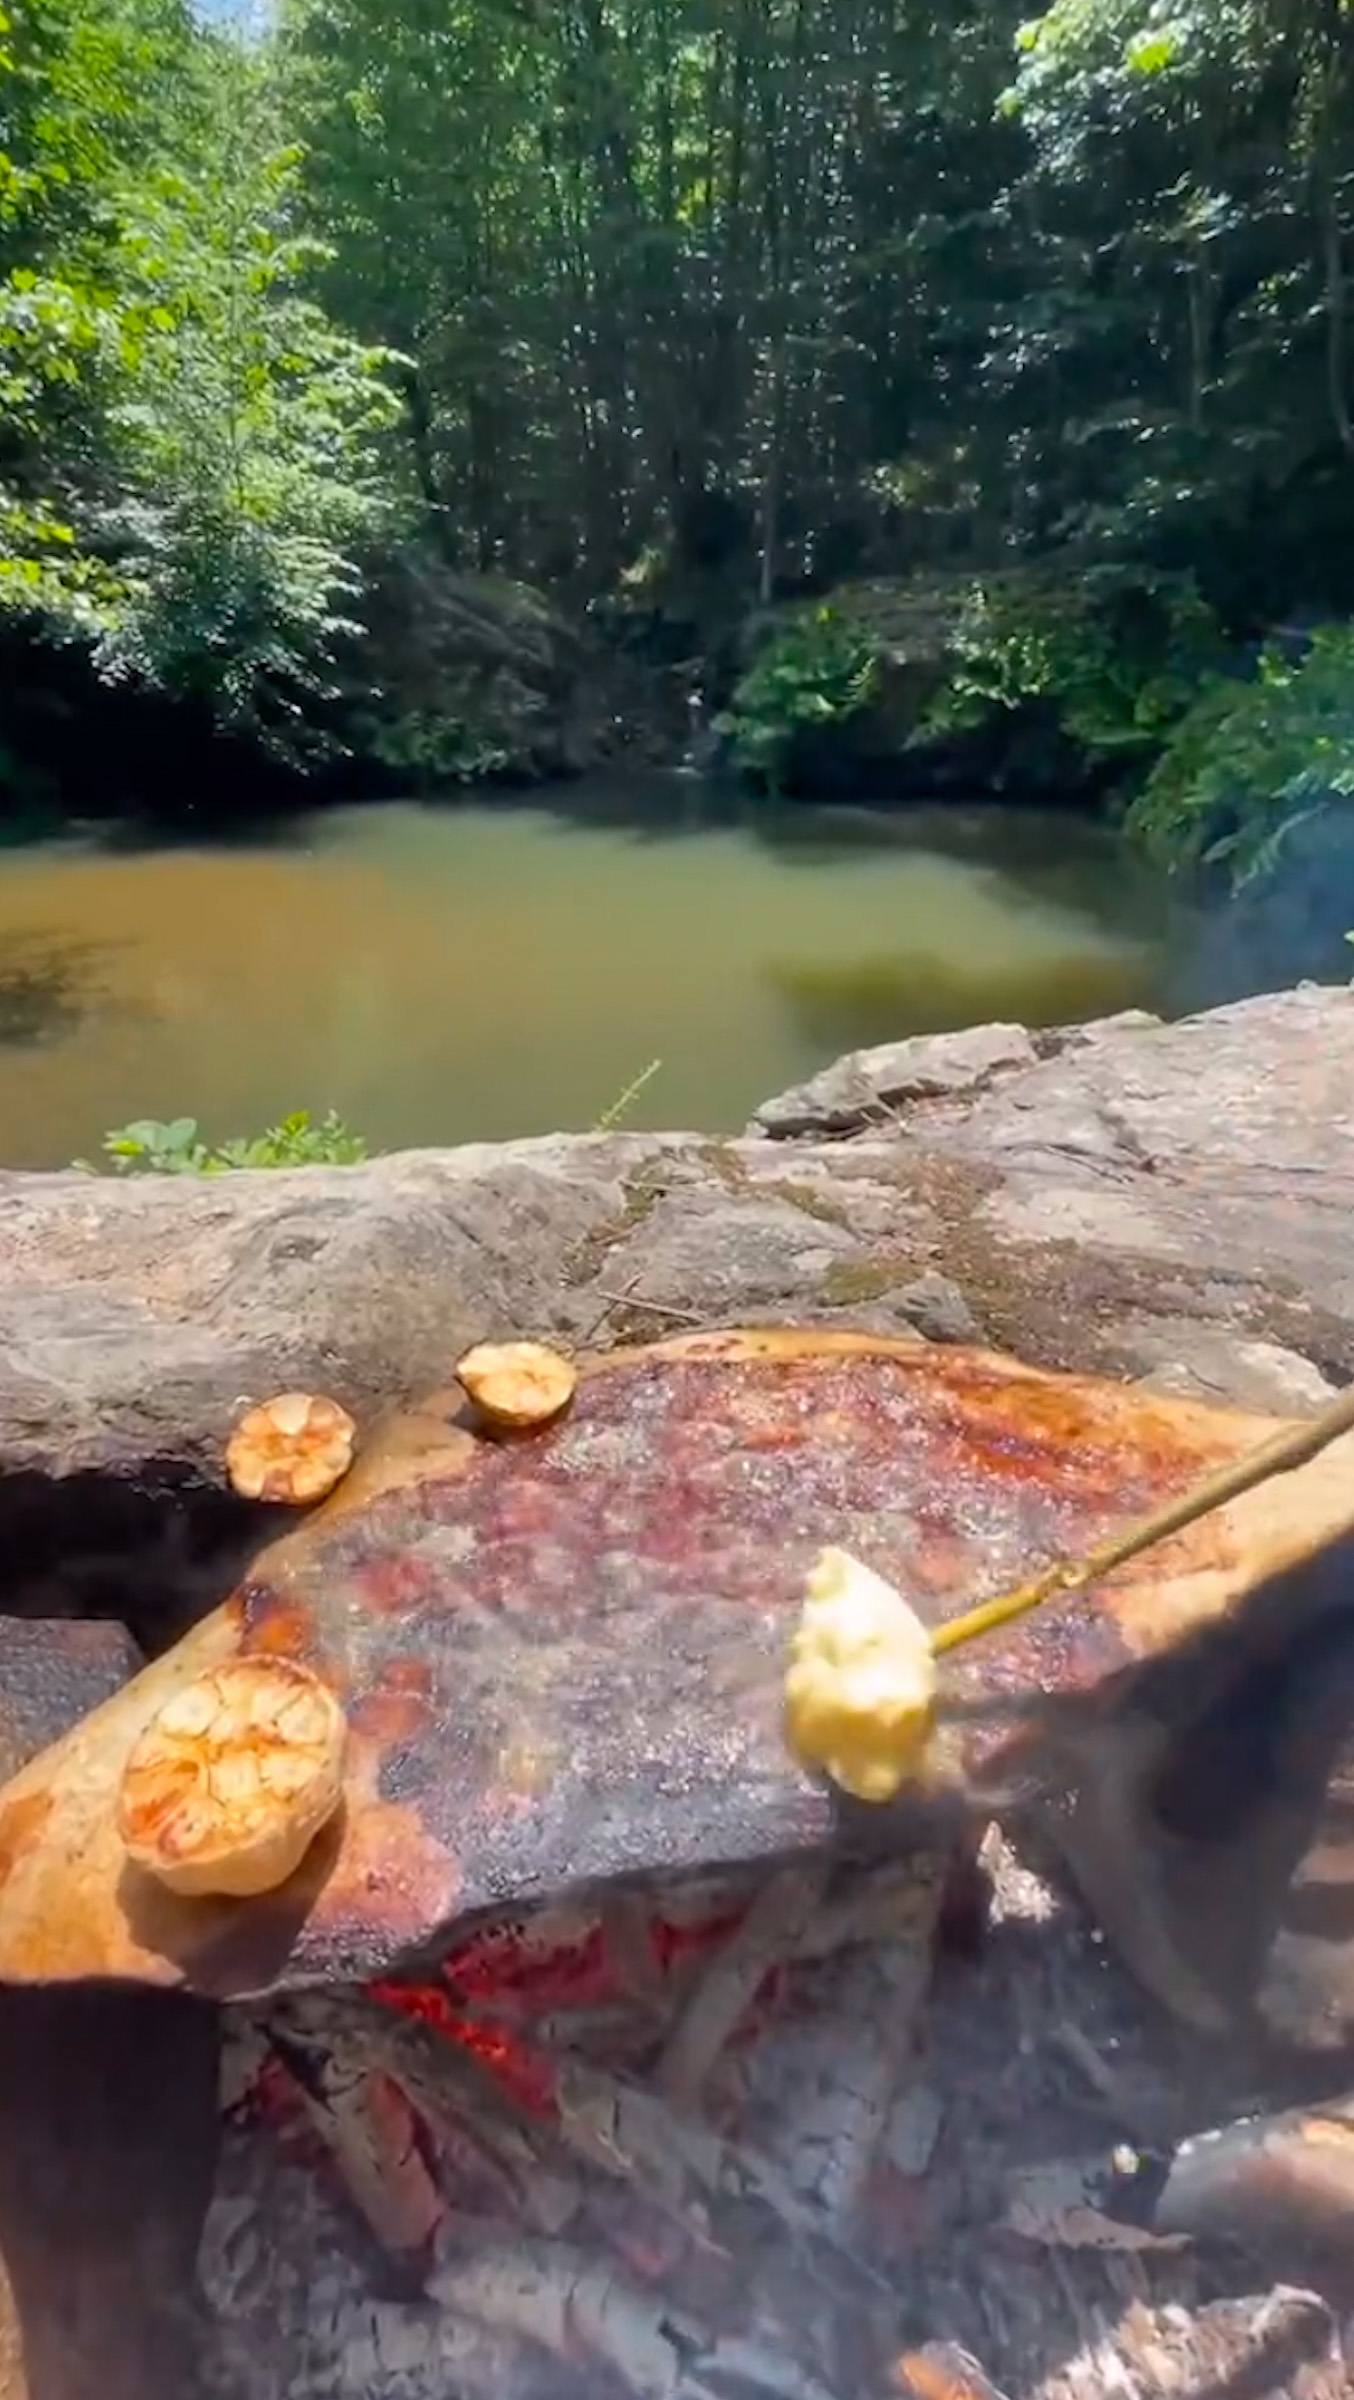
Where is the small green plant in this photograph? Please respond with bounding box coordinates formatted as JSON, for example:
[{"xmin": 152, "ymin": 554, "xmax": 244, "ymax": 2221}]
[
  {"xmin": 592, "ymin": 1059, "xmax": 663, "ymax": 1132},
  {"xmin": 717, "ymin": 606, "xmax": 879, "ymax": 786},
  {"xmin": 89, "ymin": 1109, "xmax": 369, "ymax": 1174}
]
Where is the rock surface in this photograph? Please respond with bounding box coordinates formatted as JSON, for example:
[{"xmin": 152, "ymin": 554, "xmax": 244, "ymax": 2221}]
[{"xmin": 0, "ymin": 985, "xmax": 1349, "ymax": 1499}]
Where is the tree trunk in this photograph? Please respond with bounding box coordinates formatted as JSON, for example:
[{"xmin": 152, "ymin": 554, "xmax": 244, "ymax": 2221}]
[{"xmin": 0, "ymin": 1984, "xmax": 221, "ymax": 2400}]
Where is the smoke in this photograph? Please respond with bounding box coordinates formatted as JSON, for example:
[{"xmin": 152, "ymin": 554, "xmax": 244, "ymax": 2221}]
[{"xmin": 1168, "ymin": 802, "xmax": 1354, "ymax": 1016}]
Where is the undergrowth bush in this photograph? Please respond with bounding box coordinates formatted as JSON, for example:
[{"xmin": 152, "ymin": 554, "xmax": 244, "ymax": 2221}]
[
  {"xmin": 717, "ymin": 605, "xmax": 879, "ymax": 785},
  {"xmin": 923, "ymin": 571, "xmax": 1226, "ymax": 759},
  {"xmin": 718, "ymin": 571, "xmax": 1225, "ymax": 795},
  {"xmin": 1124, "ymin": 624, "xmax": 1354, "ymax": 888},
  {"xmin": 358, "ymin": 704, "xmax": 514, "ymax": 788}
]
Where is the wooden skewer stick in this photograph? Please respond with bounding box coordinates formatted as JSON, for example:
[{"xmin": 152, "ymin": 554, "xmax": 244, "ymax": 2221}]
[{"xmin": 931, "ymin": 1376, "xmax": 1354, "ymax": 1662}]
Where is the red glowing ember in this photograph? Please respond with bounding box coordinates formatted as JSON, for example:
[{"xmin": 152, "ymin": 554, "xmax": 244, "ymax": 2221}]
[{"xmin": 240, "ymin": 1878, "xmax": 804, "ymax": 2159}]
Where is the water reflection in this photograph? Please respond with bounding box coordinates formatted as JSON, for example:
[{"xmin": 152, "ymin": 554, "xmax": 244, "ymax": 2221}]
[
  {"xmin": 766, "ymin": 948, "xmax": 1148, "ymax": 1052},
  {"xmin": 0, "ymin": 934, "xmax": 121, "ymax": 1049},
  {"xmin": 0, "ymin": 783, "xmax": 1176, "ymax": 1167}
]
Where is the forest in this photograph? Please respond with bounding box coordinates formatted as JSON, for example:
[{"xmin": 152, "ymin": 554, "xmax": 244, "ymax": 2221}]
[{"xmin": 5, "ymin": 0, "xmax": 1354, "ymax": 900}]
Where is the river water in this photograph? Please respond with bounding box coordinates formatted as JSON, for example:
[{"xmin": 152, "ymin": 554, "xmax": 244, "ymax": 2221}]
[{"xmin": 0, "ymin": 782, "xmax": 1179, "ymax": 1168}]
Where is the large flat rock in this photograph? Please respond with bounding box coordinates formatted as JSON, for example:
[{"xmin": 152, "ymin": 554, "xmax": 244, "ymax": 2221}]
[{"xmin": 0, "ymin": 984, "xmax": 1350, "ymax": 1491}]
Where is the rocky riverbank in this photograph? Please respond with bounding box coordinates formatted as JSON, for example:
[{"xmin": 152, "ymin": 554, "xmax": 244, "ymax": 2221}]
[
  {"xmin": 0, "ymin": 978, "xmax": 1348, "ymax": 1650},
  {"xmin": 0, "ymin": 982, "xmax": 1346, "ymax": 1502}
]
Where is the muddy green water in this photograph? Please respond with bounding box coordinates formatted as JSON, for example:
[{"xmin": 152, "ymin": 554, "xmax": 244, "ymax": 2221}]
[{"xmin": 0, "ymin": 783, "xmax": 1177, "ymax": 1169}]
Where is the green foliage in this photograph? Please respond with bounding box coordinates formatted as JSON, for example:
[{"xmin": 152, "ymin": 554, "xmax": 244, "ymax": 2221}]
[
  {"xmin": 925, "ymin": 573, "xmax": 1227, "ymax": 758},
  {"xmin": 1, "ymin": 3, "xmax": 403, "ymax": 763},
  {"xmin": 1125, "ymin": 627, "xmax": 1354, "ymax": 888},
  {"xmin": 717, "ymin": 607, "xmax": 879, "ymax": 785},
  {"xmin": 273, "ymin": 0, "xmax": 1354, "ymax": 643},
  {"xmin": 0, "ymin": 0, "xmax": 189, "ymax": 629},
  {"xmin": 9, "ymin": 0, "xmax": 1354, "ymax": 824},
  {"xmin": 92, "ymin": 62, "xmax": 405, "ymax": 757},
  {"xmin": 91, "ymin": 1108, "xmax": 368, "ymax": 1174},
  {"xmin": 361, "ymin": 708, "xmax": 512, "ymax": 788}
]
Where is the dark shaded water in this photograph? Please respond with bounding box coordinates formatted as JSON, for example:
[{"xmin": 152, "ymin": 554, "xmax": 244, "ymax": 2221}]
[{"xmin": 0, "ymin": 782, "xmax": 1181, "ymax": 1167}]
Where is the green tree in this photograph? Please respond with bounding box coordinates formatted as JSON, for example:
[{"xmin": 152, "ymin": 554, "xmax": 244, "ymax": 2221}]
[
  {"xmin": 0, "ymin": 0, "xmax": 190, "ymax": 626},
  {"xmin": 95, "ymin": 36, "xmax": 404, "ymax": 754},
  {"xmin": 9, "ymin": 0, "xmax": 1354, "ymax": 821},
  {"xmin": 1, "ymin": 0, "xmax": 403, "ymax": 758}
]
